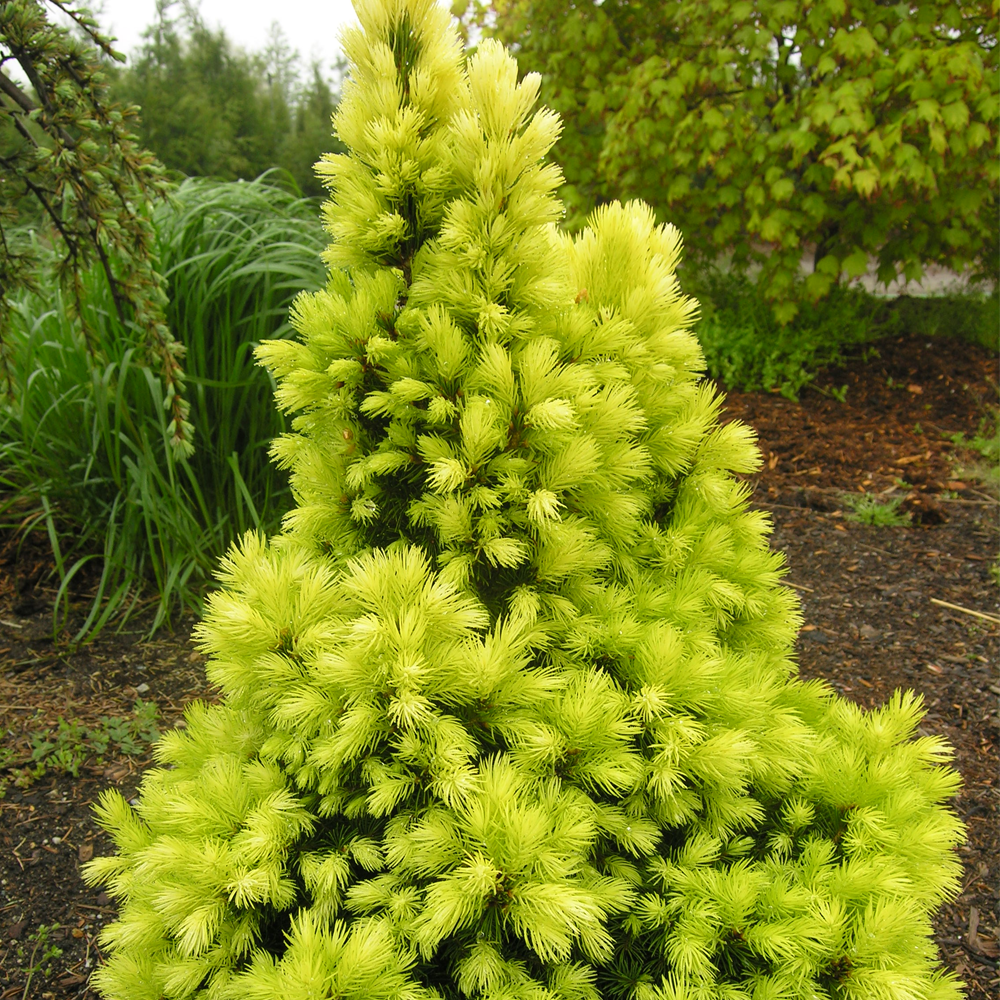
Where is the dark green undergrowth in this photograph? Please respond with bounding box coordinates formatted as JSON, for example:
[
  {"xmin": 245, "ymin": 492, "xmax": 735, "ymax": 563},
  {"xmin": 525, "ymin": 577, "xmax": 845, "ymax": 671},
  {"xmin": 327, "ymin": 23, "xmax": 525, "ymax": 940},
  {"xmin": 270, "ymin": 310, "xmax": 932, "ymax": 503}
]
[
  {"xmin": 687, "ymin": 268, "xmax": 997, "ymax": 398},
  {"xmin": 690, "ymin": 270, "xmax": 881, "ymax": 398},
  {"xmin": 0, "ymin": 174, "xmax": 327, "ymax": 639},
  {"xmin": 885, "ymin": 289, "xmax": 999, "ymax": 351}
]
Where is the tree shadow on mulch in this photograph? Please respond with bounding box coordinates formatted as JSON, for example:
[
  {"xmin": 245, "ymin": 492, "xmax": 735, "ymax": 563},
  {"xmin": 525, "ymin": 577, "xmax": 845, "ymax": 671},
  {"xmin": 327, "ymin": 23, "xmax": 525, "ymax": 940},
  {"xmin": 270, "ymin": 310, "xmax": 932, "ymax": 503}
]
[{"xmin": 0, "ymin": 332, "xmax": 997, "ymax": 999}]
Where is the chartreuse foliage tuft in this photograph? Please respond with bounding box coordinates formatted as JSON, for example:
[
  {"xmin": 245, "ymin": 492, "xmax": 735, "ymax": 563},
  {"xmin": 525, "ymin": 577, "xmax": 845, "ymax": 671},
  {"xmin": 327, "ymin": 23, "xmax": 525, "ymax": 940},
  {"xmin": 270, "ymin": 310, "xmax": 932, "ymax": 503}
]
[{"xmin": 85, "ymin": 2, "xmax": 964, "ymax": 998}]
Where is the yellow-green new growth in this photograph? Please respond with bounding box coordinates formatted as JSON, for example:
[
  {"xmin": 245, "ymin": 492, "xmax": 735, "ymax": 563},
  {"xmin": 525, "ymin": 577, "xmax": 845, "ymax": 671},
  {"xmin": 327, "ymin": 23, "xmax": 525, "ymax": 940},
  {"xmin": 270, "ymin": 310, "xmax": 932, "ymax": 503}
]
[{"xmin": 85, "ymin": 2, "xmax": 964, "ymax": 999}]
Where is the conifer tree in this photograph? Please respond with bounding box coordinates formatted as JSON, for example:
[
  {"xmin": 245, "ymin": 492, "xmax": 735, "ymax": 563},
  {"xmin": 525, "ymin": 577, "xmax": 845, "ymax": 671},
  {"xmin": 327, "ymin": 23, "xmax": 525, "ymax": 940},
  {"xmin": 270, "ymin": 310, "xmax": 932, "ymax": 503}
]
[{"xmin": 85, "ymin": 2, "xmax": 964, "ymax": 998}]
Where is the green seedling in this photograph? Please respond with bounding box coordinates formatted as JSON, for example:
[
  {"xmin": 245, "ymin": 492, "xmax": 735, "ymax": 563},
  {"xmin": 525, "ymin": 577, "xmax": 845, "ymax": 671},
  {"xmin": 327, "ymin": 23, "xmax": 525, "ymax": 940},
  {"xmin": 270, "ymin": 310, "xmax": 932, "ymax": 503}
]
[
  {"xmin": 841, "ymin": 492, "xmax": 911, "ymax": 526},
  {"xmin": 19, "ymin": 923, "xmax": 64, "ymax": 997},
  {"xmin": 5, "ymin": 700, "xmax": 160, "ymax": 794}
]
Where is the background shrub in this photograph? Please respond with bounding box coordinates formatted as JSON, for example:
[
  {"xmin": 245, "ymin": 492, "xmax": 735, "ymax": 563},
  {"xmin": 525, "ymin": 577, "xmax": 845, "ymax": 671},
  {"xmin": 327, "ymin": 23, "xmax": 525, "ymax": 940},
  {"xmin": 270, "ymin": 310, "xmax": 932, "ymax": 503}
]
[
  {"xmin": 472, "ymin": 0, "xmax": 999, "ymax": 322},
  {"xmin": 687, "ymin": 270, "xmax": 997, "ymax": 397},
  {"xmin": 690, "ymin": 270, "xmax": 881, "ymax": 397}
]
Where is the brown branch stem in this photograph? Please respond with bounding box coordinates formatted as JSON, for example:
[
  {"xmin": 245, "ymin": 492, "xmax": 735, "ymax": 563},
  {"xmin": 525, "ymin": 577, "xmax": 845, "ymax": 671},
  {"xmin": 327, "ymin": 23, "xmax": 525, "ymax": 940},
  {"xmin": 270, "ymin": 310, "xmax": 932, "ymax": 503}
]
[
  {"xmin": 47, "ymin": 0, "xmax": 124, "ymax": 61},
  {"xmin": 0, "ymin": 69, "xmax": 34, "ymax": 113},
  {"xmin": 0, "ymin": 153, "xmax": 82, "ymax": 261}
]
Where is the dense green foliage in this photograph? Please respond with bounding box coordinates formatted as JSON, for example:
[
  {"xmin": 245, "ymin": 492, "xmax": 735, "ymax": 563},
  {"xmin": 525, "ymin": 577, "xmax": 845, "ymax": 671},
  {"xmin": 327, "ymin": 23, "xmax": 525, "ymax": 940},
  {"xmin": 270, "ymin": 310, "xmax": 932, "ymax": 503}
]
[
  {"xmin": 689, "ymin": 273, "xmax": 998, "ymax": 399},
  {"xmin": 0, "ymin": 0, "xmax": 191, "ymax": 451},
  {"xmin": 0, "ymin": 176, "xmax": 326, "ymax": 636},
  {"xmin": 693, "ymin": 273, "xmax": 881, "ymax": 399},
  {"xmin": 86, "ymin": 4, "xmax": 963, "ymax": 999},
  {"xmin": 876, "ymin": 286, "xmax": 1000, "ymax": 351},
  {"xmin": 109, "ymin": 4, "xmax": 347, "ymax": 196},
  {"xmin": 471, "ymin": 0, "xmax": 999, "ymax": 321}
]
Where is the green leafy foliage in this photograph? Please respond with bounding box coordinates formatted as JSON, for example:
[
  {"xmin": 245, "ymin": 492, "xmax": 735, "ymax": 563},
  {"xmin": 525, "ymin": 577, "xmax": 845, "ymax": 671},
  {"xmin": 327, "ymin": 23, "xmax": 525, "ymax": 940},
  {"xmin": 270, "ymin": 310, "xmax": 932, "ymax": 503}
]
[
  {"xmin": 471, "ymin": 0, "xmax": 999, "ymax": 320},
  {"xmin": 688, "ymin": 272, "xmax": 997, "ymax": 396},
  {"xmin": 0, "ymin": 175, "xmax": 327, "ymax": 636},
  {"xmin": 86, "ymin": 4, "xmax": 963, "ymax": 999},
  {"xmin": 882, "ymin": 288, "xmax": 1000, "ymax": 351},
  {"xmin": 691, "ymin": 270, "xmax": 881, "ymax": 397}
]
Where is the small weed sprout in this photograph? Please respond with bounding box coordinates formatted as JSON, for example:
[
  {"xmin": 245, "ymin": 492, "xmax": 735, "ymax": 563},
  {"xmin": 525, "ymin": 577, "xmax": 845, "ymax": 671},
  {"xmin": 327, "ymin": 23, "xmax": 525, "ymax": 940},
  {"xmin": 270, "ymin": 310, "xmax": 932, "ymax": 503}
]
[
  {"xmin": 841, "ymin": 492, "xmax": 911, "ymax": 526},
  {"xmin": 1, "ymin": 700, "xmax": 160, "ymax": 797},
  {"xmin": 19, "ymin": 923, "xmax": 63, "ymax": 996},
  {"xmin": 973, "ymin": 425, "xmax": 1000, "ymax": 464},
  {"xmin": 949, "ymin": 412, "xmax": 1000, "ymax": 492}
]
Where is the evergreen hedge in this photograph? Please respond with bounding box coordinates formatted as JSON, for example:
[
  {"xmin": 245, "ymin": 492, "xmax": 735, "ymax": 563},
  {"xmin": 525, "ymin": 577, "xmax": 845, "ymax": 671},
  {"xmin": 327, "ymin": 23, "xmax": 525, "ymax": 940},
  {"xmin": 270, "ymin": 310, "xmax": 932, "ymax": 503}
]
[{"xmin": 85, "ymin": 3, "xmax": 964, "ymax": 998}]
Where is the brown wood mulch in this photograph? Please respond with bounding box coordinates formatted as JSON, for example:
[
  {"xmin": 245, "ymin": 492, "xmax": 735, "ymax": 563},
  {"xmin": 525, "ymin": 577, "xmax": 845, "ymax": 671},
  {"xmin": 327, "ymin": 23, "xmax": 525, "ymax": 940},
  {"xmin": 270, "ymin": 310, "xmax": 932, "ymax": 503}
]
[{"xmin": 0, "ymin": 331, "xmax": 996, "ymax": 999}]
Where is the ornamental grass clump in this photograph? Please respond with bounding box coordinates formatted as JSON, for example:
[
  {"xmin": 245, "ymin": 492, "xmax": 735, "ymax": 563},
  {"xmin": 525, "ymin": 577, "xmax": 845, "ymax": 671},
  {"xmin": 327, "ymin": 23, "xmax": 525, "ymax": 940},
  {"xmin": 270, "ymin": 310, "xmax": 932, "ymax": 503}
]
[{"xmin": 84, "ymin": 3, "xmax": 964, "ymax": 998}]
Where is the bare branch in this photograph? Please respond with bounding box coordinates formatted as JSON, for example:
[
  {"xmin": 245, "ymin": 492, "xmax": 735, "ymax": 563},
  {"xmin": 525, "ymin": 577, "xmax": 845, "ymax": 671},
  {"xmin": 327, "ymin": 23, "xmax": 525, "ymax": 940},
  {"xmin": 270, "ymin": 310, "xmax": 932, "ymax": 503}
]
[
  {"xmin": 46, "ymin": 0, "xmax": 126, "ymax": 62},
  {"xmin": 0, "ymin": 69, "xmax": 34, "ymax": 113}
]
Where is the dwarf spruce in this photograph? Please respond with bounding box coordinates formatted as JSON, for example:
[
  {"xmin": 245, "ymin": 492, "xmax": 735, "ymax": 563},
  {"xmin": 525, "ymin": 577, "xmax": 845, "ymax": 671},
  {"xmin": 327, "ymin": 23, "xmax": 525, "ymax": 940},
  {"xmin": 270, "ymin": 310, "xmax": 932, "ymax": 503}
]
[{"xmin": 84, "ymin": 3, "xmax": 964, "ymax": 998}]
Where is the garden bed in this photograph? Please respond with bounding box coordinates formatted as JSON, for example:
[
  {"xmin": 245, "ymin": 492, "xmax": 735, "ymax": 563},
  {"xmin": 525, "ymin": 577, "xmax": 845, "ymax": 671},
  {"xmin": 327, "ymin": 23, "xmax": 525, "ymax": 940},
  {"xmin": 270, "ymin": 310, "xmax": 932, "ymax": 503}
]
[{"xmin": 0, "ymin": 331, "xmax": 996, "ymax": 999}]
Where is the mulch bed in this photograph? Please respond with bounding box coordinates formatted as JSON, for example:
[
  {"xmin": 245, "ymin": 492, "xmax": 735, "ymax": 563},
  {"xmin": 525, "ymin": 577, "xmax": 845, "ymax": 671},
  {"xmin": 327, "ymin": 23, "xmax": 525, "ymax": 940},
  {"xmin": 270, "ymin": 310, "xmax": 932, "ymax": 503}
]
[{"xmin": 0, "ymin": 331, "xmax": 997, "ymax": 998}]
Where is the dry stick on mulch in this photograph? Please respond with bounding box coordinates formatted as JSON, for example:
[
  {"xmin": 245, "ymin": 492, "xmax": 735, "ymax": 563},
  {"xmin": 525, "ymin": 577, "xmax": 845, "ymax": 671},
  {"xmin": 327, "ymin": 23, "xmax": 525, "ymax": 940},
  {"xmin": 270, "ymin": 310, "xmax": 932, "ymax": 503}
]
[{"xmin": 929, "ymin": 598, "xmax": 1000, "ymax": 625}]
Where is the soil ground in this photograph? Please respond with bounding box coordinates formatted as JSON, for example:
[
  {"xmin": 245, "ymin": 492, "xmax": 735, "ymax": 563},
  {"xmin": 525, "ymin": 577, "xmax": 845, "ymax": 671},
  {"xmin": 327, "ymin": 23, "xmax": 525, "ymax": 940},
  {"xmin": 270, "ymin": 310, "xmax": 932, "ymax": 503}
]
[{"xmin": 0, "ymin": 332, "xmax": 997, "ymax": 999}]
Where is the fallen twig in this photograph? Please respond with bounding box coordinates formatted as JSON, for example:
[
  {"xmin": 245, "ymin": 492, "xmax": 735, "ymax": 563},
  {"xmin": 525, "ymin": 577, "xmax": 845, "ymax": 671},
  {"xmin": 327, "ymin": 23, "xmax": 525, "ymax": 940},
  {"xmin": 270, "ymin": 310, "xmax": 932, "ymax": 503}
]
[
  {"xmin": 965, "ymin": 905, "xmax": 1000, "ymax": 962},
  {"xmin": 967, "ymin": 488, "xmax": 999, "ymax": 504},
  {"xmin": 934, "ymin": 496, "xmax": 998, "ymax": 506},
  {"xmin": 860, "ymin": 544, "xmax": 894, "ymax": 557},
  {"xmin": 929, "ymin": 598, "xmax": 1000, "ymax": 625}
]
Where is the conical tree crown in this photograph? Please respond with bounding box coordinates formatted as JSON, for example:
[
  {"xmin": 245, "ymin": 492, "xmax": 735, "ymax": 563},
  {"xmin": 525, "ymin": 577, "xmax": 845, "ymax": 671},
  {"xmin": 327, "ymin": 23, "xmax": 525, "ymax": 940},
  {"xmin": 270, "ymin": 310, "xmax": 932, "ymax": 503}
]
[{"xmin": 85, "ymin": 4, "xmax": 963, "ymax": 1000}]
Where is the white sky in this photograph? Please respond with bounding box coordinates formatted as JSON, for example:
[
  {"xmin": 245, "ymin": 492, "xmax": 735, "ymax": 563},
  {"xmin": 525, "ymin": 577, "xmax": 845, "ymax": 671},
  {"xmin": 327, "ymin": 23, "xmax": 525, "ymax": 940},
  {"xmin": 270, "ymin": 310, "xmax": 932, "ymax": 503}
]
[{"xmin": 94, "ymin": 0, "xmax": 360, "ymax": 73}]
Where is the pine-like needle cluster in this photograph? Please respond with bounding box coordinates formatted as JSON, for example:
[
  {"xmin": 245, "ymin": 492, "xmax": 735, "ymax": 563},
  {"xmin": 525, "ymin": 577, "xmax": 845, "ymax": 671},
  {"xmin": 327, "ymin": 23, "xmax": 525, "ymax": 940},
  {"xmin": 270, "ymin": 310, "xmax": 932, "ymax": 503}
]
[{"xmin": 85, "ymin": 3, "xmax": 963, "ymax": 999}]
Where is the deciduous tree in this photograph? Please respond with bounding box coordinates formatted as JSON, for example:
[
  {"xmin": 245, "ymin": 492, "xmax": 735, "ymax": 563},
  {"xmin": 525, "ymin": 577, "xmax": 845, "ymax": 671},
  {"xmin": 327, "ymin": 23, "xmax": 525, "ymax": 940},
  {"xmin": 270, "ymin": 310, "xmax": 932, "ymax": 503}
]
[{"xmin": 469, "ymin": 0, "xmax": 999, "ymax": 320}]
